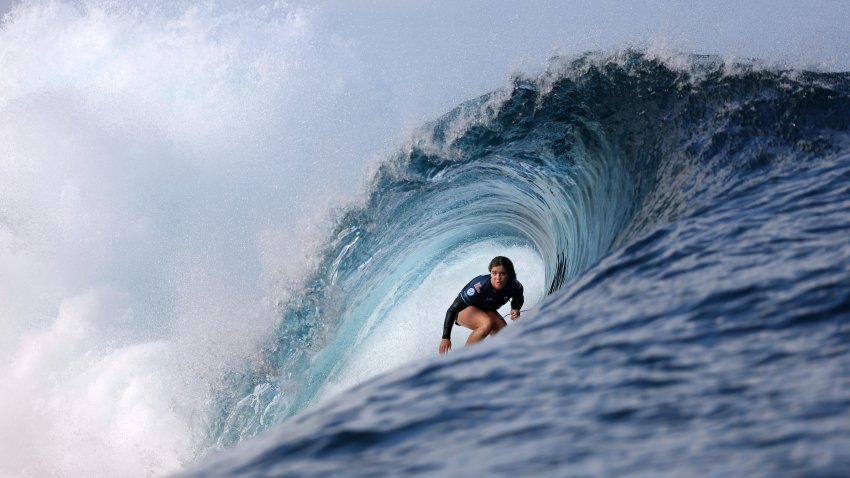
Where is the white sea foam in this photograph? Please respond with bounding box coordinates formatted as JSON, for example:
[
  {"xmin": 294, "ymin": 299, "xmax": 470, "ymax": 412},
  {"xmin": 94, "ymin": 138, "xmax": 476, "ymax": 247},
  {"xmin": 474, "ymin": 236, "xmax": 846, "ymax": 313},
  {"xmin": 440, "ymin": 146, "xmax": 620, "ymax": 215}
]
[{"xmin": 0, "ymin": 2, "xmax": 373, "ymax": 476}]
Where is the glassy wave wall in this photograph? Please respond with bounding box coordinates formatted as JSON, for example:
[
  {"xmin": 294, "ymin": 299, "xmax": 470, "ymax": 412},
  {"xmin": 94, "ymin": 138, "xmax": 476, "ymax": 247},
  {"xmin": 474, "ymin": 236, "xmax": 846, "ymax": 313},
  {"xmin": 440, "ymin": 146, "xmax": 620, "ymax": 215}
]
[{"xmin": 190, "ymin": 50, "xmax": 850, "ymax": 476}]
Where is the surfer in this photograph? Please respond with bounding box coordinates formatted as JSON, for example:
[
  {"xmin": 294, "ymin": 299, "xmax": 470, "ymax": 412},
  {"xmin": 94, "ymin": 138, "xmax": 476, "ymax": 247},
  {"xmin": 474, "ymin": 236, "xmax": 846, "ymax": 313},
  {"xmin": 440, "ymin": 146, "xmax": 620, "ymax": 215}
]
[{"xmin": 439, "ymin": 256, "xmax": 524, "ymax": 354}]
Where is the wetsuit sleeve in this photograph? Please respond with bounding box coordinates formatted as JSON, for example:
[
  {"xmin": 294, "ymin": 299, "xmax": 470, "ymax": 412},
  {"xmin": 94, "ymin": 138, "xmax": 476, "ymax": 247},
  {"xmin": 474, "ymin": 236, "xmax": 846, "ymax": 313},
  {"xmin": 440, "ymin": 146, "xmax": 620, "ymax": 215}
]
[
  {"xmin": 443, "ymin": 296, "xmax": 468, "ymax": 340},
  {"xmin": 510, "ymin": 282, "xmax": 524, "ymax": 310}
]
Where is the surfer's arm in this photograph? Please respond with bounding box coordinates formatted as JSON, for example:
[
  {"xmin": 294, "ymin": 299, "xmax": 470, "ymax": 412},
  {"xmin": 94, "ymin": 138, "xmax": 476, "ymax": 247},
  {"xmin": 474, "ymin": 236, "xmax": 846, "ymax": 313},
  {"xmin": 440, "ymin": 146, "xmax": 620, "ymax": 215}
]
[
  {"xmin": 442, "ymin": 296, "xmax": 468, "ymax": 340},
  {"xmin": 510, "ymin": 284, "xmax": 524, "ymax": 320}
]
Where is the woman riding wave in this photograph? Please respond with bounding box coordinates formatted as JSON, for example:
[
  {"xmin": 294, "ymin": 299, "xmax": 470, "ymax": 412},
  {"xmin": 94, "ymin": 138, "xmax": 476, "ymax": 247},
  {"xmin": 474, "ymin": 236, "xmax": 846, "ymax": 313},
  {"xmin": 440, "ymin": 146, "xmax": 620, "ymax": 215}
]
[{"xmin": 439, "ymin": 256, "xmax": 524, "ymax": 354}]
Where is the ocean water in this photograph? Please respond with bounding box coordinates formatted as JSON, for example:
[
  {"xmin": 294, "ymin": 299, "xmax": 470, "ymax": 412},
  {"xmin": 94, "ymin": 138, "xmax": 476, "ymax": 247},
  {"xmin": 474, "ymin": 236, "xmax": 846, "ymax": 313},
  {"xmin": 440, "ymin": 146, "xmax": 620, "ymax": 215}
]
[
  {"xmin": 181, "ymin": 53, "xmax": 850, "ymax": 477},
  {"xmin": 1, "ymin": 2, "xmax": 849, "ymax": 478}
]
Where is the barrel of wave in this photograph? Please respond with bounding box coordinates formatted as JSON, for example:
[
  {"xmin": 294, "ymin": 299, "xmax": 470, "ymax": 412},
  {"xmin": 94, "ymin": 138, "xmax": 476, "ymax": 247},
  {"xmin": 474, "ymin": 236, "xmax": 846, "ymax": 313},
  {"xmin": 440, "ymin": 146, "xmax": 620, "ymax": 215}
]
[{"xmin": 314, "ymin": 242, "xmax": 546, "ymax": 404}]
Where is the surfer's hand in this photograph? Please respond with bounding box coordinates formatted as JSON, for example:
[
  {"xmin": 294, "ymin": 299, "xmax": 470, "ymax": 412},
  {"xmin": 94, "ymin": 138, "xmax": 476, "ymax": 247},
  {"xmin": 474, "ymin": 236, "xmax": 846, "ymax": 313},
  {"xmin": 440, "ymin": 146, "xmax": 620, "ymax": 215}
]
[
  {"xmin": 439, "ymin": 339, "xmax": 451, "ymax": 355},
  {"xmin": 511, "ymin": 309, "xmax": 520, "ymax": 320}
]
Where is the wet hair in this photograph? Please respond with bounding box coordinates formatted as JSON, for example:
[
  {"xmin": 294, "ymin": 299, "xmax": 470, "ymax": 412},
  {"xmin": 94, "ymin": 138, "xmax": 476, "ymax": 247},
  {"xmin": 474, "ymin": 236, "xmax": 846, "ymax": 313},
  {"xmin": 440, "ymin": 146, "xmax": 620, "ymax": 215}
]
[{"xmin": 489, "ymin": 256, "xmax": 516, "ymax": 279}]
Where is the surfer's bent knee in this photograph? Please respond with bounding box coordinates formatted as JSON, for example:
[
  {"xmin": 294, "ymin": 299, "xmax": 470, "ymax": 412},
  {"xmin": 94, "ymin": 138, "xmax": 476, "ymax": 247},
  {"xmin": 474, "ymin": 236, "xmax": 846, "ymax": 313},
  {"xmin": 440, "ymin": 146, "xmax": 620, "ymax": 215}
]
[{"xmin": 459, "ymin": 307, "xmax": 504, "ymax": 335}]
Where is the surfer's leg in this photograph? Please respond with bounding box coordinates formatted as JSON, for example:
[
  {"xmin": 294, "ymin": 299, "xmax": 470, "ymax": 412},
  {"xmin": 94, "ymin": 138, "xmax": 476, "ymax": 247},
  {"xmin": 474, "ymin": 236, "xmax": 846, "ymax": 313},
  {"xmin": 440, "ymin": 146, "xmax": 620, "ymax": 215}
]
[
  {"xmin": 488, "ymin": 310, "xmax": 507, "ymax": 335},
  {"xmin": 457, "ymin": 307, "xmax": 508, "ymax": 345}
]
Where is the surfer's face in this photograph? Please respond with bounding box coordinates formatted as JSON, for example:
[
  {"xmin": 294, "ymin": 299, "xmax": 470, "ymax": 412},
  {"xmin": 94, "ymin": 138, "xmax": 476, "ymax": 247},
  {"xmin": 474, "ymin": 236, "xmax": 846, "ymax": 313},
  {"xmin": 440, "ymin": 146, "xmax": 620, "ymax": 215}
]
[{"xmin": 490, "ymin": 265, "xmax": 509, "ymax": 290}]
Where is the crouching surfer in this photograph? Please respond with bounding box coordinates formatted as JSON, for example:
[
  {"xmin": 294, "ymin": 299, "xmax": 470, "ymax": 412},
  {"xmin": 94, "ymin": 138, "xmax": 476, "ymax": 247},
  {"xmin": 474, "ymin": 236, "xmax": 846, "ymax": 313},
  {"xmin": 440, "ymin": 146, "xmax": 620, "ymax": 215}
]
[{"xmin": 438, "ymin": 256, "xmax": 524, "ymax": 354}]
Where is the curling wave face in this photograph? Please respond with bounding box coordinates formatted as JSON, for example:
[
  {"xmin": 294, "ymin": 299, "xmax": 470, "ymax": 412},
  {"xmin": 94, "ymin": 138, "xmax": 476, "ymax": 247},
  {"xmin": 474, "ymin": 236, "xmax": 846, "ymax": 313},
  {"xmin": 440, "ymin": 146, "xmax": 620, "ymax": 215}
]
[{"xmin": 196, "ymin": 50, "xmax": 850, "ymax": 478}]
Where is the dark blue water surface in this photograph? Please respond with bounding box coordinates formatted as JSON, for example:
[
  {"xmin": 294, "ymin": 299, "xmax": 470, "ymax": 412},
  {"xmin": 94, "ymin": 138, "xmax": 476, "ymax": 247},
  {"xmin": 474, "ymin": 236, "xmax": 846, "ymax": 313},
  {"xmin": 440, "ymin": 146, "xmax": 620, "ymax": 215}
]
[{"xmin": 181, "ymin": 51, "xmax": 850, "ymax": 477}]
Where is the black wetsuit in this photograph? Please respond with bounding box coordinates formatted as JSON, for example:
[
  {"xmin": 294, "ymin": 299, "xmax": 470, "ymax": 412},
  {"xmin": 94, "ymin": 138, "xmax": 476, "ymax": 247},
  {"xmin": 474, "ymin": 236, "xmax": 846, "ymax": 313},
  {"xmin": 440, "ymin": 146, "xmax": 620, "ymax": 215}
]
[{"xmin": 442, "ymin": 274, "xmax": 524, "ymax": 340}]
